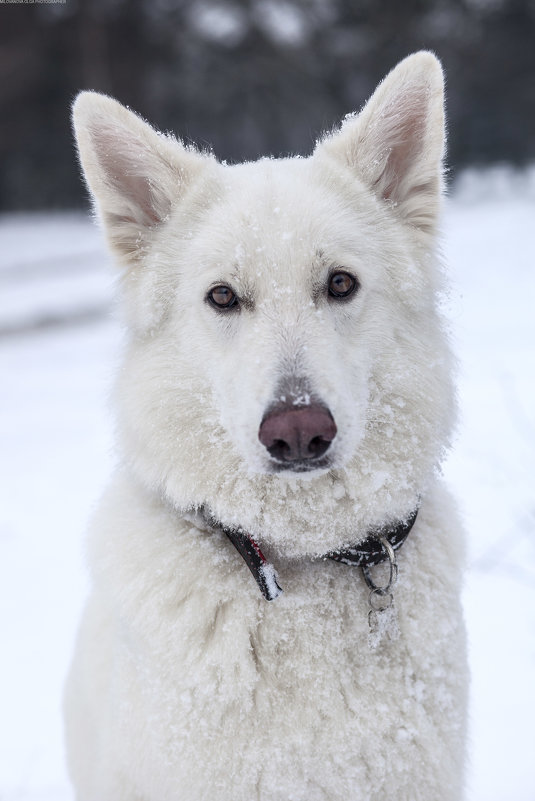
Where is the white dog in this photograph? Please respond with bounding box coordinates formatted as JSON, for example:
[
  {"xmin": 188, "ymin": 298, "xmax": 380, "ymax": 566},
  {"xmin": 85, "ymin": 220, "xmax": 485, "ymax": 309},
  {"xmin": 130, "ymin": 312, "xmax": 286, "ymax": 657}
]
[{"xmin": 64, "ymin": 52, "xmax": 468, "ymax": 800}]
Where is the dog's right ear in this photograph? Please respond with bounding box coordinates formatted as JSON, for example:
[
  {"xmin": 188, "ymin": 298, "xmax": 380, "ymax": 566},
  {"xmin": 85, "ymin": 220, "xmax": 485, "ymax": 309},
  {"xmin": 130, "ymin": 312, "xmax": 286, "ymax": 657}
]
[{"xmin": 72, "ymin": 92, "xmax": 210, "ymax": 263}]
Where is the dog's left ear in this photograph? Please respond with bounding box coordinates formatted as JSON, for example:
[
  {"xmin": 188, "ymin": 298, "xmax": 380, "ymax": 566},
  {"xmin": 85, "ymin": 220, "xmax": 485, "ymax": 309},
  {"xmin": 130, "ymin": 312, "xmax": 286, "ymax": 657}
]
[{"xmin": 316, "ymin": 52, "xmax": 445, "ymax": 234}]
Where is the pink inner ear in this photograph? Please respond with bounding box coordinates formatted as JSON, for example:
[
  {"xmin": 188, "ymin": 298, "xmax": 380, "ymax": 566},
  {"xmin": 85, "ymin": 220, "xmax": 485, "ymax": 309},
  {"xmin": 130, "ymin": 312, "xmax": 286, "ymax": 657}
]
[
  {"xmin": 374, "ymin": 91, "xmax": 428, "ymax": 202},
  {"xmin": 92, "ymin": 123, "xmax": 167, "ymax": 227}
]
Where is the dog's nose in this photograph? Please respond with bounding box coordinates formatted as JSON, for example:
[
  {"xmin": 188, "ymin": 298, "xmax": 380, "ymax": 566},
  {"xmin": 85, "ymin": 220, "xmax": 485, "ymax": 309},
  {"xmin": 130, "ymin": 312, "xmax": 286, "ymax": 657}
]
[{"xmin": 258, "ymin": 405, "xmax": 337, "ymax": 463}]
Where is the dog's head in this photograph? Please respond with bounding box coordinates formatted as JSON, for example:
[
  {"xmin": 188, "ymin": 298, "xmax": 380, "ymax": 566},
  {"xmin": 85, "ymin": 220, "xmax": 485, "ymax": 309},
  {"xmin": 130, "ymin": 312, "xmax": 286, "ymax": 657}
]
[{"xmin": 73, "ymin": 52, "xmax": 454, "ymax": 556}]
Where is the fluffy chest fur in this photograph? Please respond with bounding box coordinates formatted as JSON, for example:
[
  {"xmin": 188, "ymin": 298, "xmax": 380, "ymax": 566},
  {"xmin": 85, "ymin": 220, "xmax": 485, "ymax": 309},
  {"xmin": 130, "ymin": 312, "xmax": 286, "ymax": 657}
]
[{"xmin": 71, "ymin": 475, "xmax": 466, "ymax": 801}]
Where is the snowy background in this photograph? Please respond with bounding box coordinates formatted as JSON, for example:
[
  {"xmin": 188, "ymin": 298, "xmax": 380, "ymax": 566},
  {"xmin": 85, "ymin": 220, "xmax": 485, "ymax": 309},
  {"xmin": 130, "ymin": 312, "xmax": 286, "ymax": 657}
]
[{"xmin": 1, "ymin": 170, "xmax": 534, "ymax": 800}]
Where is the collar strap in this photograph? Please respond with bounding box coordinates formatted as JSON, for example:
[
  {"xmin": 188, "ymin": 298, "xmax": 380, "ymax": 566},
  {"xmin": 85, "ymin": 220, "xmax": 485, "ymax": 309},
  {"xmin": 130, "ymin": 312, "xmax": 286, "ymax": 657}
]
[
  {"xmin": 209, "ymin": 507, "xmax": 418, "ymax": 602},
  {"xmin": 327, "ymin": 507, "xmax": 418, "ymax": 567},
  {"xmin": 221, "ymin": 524, "xmax": 283, "ymax": 601}
]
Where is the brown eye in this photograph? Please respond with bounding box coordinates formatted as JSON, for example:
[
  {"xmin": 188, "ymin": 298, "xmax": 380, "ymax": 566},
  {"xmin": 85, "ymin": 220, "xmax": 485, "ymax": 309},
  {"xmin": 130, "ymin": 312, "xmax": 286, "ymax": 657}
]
[
  {"xmin": 328, "ymin": 271, "xmax": 358, "ymax": 299},
  {"xmin": 208, "ymin": 285, "xmax": 238, "ymax": 310}
]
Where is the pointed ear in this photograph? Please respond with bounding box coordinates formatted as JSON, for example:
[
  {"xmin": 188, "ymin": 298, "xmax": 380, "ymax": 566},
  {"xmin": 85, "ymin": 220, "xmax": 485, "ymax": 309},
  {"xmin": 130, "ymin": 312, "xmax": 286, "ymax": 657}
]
[
  {"xmin": 72, "ymin": 92, "xmax": 210, "ymax": 262},
  {"xmin": 317, "ymin": 52, "xmax": 445, "ymax": 234}
]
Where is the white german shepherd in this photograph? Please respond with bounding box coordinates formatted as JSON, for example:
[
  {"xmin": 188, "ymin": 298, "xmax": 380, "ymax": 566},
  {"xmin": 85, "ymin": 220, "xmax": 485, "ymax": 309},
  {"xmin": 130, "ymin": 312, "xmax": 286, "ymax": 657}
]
[{"xmin": 65, "ymin": 52, "xmax": 468, "ymax": 800}]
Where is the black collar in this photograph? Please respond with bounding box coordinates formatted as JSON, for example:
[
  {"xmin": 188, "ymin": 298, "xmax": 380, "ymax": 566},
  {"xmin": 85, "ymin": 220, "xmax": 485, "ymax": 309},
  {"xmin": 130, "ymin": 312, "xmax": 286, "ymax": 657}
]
[
  {"xmin": 326, "ymin": 507, "xmax": 418, "ymax": 567},
  {"xmin": 203, "ymin": 508, "xmax": 418, "ymax": 601}
]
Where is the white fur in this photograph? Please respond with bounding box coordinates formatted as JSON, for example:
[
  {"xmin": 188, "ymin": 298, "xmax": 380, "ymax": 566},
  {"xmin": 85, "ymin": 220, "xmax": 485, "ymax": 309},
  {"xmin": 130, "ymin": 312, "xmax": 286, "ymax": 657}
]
[{"xmin": 65, "ymin": 52, "xmax": 468, "ymax": 800}]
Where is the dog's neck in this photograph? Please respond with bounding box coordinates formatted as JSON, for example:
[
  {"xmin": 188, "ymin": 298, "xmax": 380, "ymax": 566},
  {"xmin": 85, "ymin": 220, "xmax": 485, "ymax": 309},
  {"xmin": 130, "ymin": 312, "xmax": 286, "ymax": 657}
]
[{"xmin": 198, "ymin": 507, "xmax": 419, "ymax": 601}]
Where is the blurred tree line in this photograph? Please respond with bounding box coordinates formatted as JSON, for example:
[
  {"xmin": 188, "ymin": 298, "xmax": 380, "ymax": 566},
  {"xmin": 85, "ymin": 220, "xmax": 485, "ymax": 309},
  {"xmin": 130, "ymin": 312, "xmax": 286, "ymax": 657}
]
[{"xmin": 1, "ymin": 0, "xmax": 534, "ymax": 211}]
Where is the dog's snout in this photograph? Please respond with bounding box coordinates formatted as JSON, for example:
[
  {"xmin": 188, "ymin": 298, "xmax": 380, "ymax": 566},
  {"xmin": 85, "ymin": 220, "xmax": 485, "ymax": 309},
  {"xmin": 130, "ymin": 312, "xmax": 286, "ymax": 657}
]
[{"xmin": 258, "ymin": 405, "xmax": 337, "ymax": 465}]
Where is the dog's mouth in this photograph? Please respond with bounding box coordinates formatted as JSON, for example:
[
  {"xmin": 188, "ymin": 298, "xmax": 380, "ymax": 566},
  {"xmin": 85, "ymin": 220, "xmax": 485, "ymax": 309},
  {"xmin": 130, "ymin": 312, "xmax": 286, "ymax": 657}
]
[{"xmin": 265, "ymin": 455, "xmax": 333, "ymax": 474}]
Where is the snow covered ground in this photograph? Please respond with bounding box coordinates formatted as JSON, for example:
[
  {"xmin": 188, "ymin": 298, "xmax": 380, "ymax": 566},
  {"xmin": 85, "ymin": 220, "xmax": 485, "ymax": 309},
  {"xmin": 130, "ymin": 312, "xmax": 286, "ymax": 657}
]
[{"xmin": 1, "ymin": 171, "xmax": 534, "ymax": 800}]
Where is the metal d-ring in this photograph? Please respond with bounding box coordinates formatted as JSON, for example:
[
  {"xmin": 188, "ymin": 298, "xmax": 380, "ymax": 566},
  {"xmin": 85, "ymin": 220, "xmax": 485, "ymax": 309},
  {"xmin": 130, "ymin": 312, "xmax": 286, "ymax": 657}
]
[
  {"xmin": 361, "ymin": 536, "xmax": 398, "ymax": 594},
  {"xmin": 362, "ymin": 537, "xmax": 401, "ymax": 639},
  {"xmin": 368, "ymin": 588, "xmax": 394, "ymax": 613}
]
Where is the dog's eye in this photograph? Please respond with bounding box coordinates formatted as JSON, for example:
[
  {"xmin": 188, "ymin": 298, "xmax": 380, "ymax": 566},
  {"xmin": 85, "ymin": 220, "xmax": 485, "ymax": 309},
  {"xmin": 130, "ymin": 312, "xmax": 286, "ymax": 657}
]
[
  {"xmin": 328, "ymin": 271, "xmax": 359, "ymax": 299},
  {"xmin": 207, "ymin": 285, "xmax": 238, "ymax": 310}
]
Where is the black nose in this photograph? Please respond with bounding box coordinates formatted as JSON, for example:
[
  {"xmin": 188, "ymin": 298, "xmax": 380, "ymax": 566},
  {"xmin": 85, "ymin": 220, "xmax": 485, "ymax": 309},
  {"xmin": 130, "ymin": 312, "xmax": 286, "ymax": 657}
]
[{"xmin": 258, "ymin": 405, "xmax": 337, "ymax": 463}]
